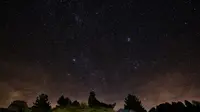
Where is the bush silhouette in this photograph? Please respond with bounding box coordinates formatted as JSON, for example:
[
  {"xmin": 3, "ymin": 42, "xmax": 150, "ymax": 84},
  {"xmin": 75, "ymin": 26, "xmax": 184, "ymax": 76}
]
[
  {"xmin": 88, "ymin": 91, "xmax": 100, "ymax": 108},
  {"xmin": 8, "ymin": 100, "xmax": 28, "ymax": 112},
  {"xmin": 148, "ymin": 100, "xmax": 200, "ymax": 112},
  {"xmin": 71, "ymin": 100, "xmax": 80, "ymax": 107},
  {"xmin": 88, "ymin": 91, "xmax": 116, "ymax": 108},
  {"xmin": 3, "ymin": 91, "xmax": 200, "ymax": 112},
  {"xmin": 149, "ymin": 107, "xmax": 156, "ymax": 112},
  {"xmin": 80, "ymin": 102, "xmax": 88, "ymax": 109},
  {"xmin": 57, "ymin": 95, "xmax": 72, "ymax": 107},
  {"xmin": 124, "ymin": 94, "xmax": 146, "ymax": 112},
  {"xmin": 32, "ymin": 93, "xmax": 51, "ymax": 112},
  {"xmin": 192, "ymin": 100, "xmax": 200, "ymax": 111}
]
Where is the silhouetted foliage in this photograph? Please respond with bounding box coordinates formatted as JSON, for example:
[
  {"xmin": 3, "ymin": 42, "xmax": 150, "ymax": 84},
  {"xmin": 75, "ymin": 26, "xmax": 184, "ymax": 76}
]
[
  {"xmin": 185, "ymin": 100, "xmax": 194, "ymax": 112},
  {"xmin": 8, "ymin": 100, "xmax": 28, "ymax": 112},
  {"xmin": 3, "ymin": 91, "xmax": 200, "ymax": 112},
  {"xmin": 149, "ymin": 107, "xmax": 156, "ymax": 112},
  {"xmin": 80, "ymin": 102, "xmax": 87, "ymax": 109},
  {"xmin": 156, "ymin": 103, "xmax": 171, "ymax": 112},
  {"xmin": 32, "ymin": 93, "xmax": 51, "ymax": 112},
  {"xmin": 71, "ymin": 100, "xmax": 80, "ymax": 107},
  {"xmin": 192, "ymin": 100, "xmax": 200, "ymax": 106},
  {"xmin": 124, "ymin": 94, "xmax": 146, "ymax": 112},
  {"xmin": 57, "ymin": 95, "xmax": 72, "ymax": 107},
  {"xmin": 57, "ymin": 95, "xmax": 66, "ymax": 107},
  {"xmin": 88, "ymin": 91, "xmax": 116, "ymax": 108},
  {"xmin": 0, "ymin": 108, "xmax": 15, "ymax": 112},
  {"xmin": 185, "ymin": 100, "xmax": 193, "ymax": 107},
  {"xmin": 192, "ymin": 100, "xmax": 200, "ymax": 111},
  {"xmin": 173, "ymin": 102, "xmax": 185, "ymax": 112},
  {"xmin": 88, "ymin": 91, "xmax": 100, "ymax": 108},
  {"xmin": 149, "ymin": 100, "xmax": 200, "ymax": 112}
]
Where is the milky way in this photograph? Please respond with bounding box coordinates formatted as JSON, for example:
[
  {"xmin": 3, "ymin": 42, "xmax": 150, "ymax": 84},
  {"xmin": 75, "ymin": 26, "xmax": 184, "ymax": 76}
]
[{"xmin": 1, "ymin": 0, "xmax": 200, "ymax": 110}]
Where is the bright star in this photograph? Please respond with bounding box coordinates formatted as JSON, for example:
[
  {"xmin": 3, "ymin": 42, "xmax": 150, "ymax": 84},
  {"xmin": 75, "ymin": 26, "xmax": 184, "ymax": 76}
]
[{"xmin": 72, "ymin": 58, "xmax": 76, "ymax": 62}]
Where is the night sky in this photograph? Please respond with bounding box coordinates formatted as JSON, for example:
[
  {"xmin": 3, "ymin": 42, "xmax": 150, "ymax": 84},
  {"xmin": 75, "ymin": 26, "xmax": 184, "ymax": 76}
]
[{"xmin": 1, "ymin": 0, "xmax": 200, "ymax": 110}]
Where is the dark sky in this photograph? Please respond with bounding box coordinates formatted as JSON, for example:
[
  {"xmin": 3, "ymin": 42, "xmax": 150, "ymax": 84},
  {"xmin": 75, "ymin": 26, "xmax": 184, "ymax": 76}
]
[{"xmin": 1, "ymin": 0, "xmax": 200, "ymax": 110}]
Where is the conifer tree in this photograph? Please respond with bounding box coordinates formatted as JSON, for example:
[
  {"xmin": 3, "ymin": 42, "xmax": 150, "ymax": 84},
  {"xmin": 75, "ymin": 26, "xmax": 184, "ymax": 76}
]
[
  {"xmin": 124, "ymin": 94, "xmax": 146, "ymax": 112},
  {"xmin": 32, "ymin": 93, "xmax": 51, "ymax": 112}
]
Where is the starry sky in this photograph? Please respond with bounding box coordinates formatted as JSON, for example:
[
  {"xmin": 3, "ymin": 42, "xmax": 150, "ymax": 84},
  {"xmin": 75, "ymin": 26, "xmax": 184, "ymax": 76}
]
[{"xmin": 1, "ymin": 0, "xmax": 200, "ymax": 110}]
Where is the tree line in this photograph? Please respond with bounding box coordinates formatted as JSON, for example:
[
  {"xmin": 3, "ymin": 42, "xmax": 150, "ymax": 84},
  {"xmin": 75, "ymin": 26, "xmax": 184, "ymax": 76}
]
[{"xmin": 4, "ymin": 91, "xmax": 200, "ymax": 112}]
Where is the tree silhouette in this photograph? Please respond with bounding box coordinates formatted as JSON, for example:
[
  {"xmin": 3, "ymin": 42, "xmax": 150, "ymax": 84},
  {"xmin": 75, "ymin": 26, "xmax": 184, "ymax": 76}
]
[
  {"xmin": 172, "ymin": 102, "xmax": 185, "ymax": 112},
  {"xmin": 185, "ymin": 100, "xmax": 193, "ymax": 108},
  {"xmin": 8, "ymin": 100, "xmax": 28, "ymax": 112},
  {"xmin": 57, "ymin": 95, "xmax": 72, "ymax": 107},
  {"xmin": 32, "ymin": 93, "xmax": 51, "ymax": 112},
  {"xmin": 71, "ymin": 100, "xmax": 80, "ymax": 107},
  {"xmin": 80, "ymin": 102, "xmax": 87, "ymax": 109},
  {"xmin": 192, "ymin": 100, "xmax": 200, "ymax": 107},
  {"xmin": 57, "ymin": 95, "xmax": 65, "ymax": 107},
  {"xmin": 124, "ymin": 94, "xmax": 146, "ymax": 112},
  {"xmin": 148, "ymin": 100, "xmax": 200, "ymax": 112},
  {"xmin": 185, "ymin": 100, "xmax": 194, "ymax": 112},
  {"xmin": 192, "ymin": 100, "xmax": 200, "ymax": 112},
  {"xmin": 88, "ymin": 91, "xmax": 116, "ymax": 108},
  {"xmin": 88, "ymin": 91, "xmax": 100, "ymax": 107},
  {"xmin": 156, "ymin": 103, "xmax": 171, "ymax": 112},
  {"xmin": 149, "ymin": 107, "xmax": 156, "ymax": 112}
]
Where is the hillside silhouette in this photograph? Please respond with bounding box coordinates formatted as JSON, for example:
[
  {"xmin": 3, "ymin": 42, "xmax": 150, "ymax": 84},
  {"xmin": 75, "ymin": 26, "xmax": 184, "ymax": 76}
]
[{"xmin": 0, "ymin": 91, "xmax": 200, "ymax": 112}]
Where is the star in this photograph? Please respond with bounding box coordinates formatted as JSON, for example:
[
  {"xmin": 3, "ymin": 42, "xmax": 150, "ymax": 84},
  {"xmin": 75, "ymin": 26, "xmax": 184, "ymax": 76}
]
[
  {"xmin": 72, "ymin": 58, "xmax": 76, "ymax": 62},
  {"xmin": 1, "ymin": 0, "xmax": 200, "ymax": 110},
  {"xmin": 127, "ymin": 37, "xmax": 131, "ymax": 42},
  {"xmin": 184, "ymin": 22, "xmax": 188, "ymax": 25}
]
